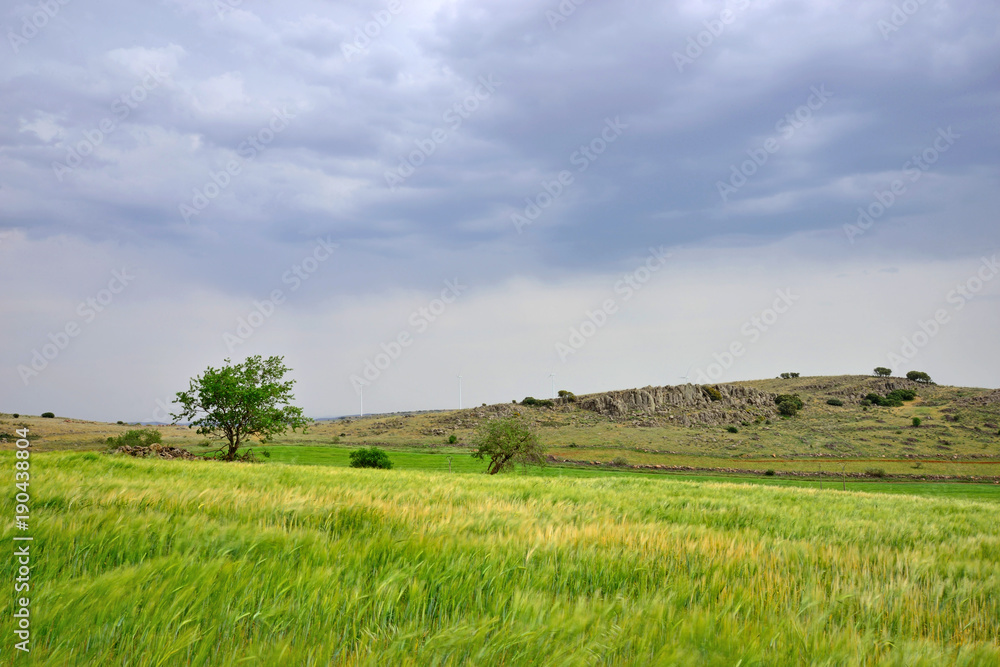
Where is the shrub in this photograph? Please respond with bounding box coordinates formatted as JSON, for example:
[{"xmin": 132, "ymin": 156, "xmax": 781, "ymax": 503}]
[
  {"xmin": 874, "ymin": 367, "xmax": 892, "ymax": 377},
  {"xmin": 349, "ymin": 447, "xmax": 393, "ymax": 469},
  {"xmin": 764, "ymin": 469, "xmax": 775, "ymax": 476},
  {"xmin": 108, "ymin": 428, "xmax": 163, "ymax": 449},
  {"xmin": 865, "ymin": 468, "xmax": 886, "ymax": 478},
  {"xmin": 521, "ymin": 397, "xmax": 554, "ymax": 408},
  {"xmin": 117, "ymin": 420, "xmax": 125, "ymax": 425},
  {"xmin": 726, "ymin": 426, "xmax": 739, "ymax": 434},
  {"xmin": 906, "ymin": 371, "xmax": 932, "ymax": 384},
  {"xmin": 886, "ymin": 389, "xmax": 917, "ymax": 402},
  {"xmin": 41, "ymin": 412, "xmax": 55, "ymax": 418},
  {"xmin": 912, "ymin": 417, "xmax": 922, "ymax": 428},
  {"xmin": 557, "ymin": 390, "xmax": 577, "ymax": 402},
  {"xmin": 12, "ymin": 414, "xmax": 19, "ymax": 419},
  {"xmin": 779, "ymin": 373, "xmax": 791, "ymax": 380},
  {"xmin": 610, "ymin": 455, "xmax": 630, "ymax": 467},
  {"xmin": 826, "ymin": 398, "xmax": 844, "ymax": 406},
  {"xmin": 775, "ymin": 394, "xmax": 804, "ymax": 417},
  {"xmin": 703, "ymin": 386, "xmax": 723, "ymax": 402},
  {"xmin": 260, "ymin": 449, "xmax": 271, "ymax": 459},
  {"xmin": 777, "ymin": 402, "xmax": 798, "ymax": 417},
  {"xmin": 447, "ymin": 434, "xmax": 458, "ymax": 444}
]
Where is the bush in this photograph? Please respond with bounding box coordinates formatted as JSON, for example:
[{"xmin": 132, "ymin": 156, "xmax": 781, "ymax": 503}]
[
  {"xmin": 906, "ymin": 371, "xmax": 933, "ymax": 384},
  {"xmin": 886, "ymin": 389, "xmax": 917, "ymax": 402},
  {"xmin": 703, "ymin": 386, "xmax": 723, "ymax": 402},
  {"xmin": 447, "ymin": 434, "xmax": 458, "ymax": 444},
  {"xmin": 521, "ymin": 397, "xmax": 554, "ymax": 408},
  {"xmin": 775, "ymin": 394, "xmax": 804, "ymax": 417},
  {"xmin": 41, "ymin": 412, "xmax": 55, "ymax": 419},
  {"xmin": 557, "ymin": 390, "xmax": 577, "ymax": 402},
  {"xmin": 874, "ymin": 367, "xmax": 892, "ymax": 377},
  {"xmin": 610, "ymin": 455, "xmax": 630, "ymax": 467},
  {"xmin": 349, "ymin": 447, "xmax": 393, "ymax": 469},
  {"xmin": 764, "ymin": 469, "xmax": 775, "ymax": 476},
  {"xmin": 12, "ymin": 414, "xmax": 19, "ymax": 419},
  {"xmin": 826, "ymin": 398, "xmax": 844, "ymax": 406},
  {"xmin": 777, "ymin": 402, "xmax": 799, "ymax": 417},
  {"xmin": 912, "ymin": 417, "xmax": 922, "ymax": 428},
  {"xmin": 864, "ymin": 392, "xmax": 904, "ymax": 408},
  {"xmin": 108, "ymin": 429, "xmax": 163, "ymax": 449},
  {"xmin": 779, "ymin": 372, "xmax": 800, "ymax": 379},
  {"xmin": 726, "ymin": 426, "xmax": 739, "ymax": 434},
  {"xmin": 865, "ymin": 468, "xmax": 886, "ymax": 478}
]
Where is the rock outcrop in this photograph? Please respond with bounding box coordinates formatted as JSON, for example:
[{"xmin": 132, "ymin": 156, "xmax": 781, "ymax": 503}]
[{"xmin": 575, "ymin": 384, "xmax": 778, "ymax": 427}]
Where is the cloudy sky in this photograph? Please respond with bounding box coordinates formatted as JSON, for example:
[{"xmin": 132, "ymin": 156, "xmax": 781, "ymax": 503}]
[{"xmin": 2, "ymin": 0, "xmax": 998, "ymax": 422}]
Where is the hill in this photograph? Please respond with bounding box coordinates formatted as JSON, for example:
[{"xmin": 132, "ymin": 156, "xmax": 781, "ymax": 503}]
[{"xmin": 4, "ymin": 374, "xmax": 1000, "ymax": 482}]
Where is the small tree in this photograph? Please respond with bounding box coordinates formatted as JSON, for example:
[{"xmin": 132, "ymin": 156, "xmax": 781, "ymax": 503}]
[
  {"xmin": 906, "ymin": 371, "xmax": 932, "ymax": 384},
  {"xmin": 874, "ymin": 367, "xmax": 892, "ymax": 377},
  {"xmin": 471, "ymin": 416, "xmax": 546, "ymax": 475},
  {"xmin": 171, "ymin": 355, "xmax": 310, "ymax": 461}
]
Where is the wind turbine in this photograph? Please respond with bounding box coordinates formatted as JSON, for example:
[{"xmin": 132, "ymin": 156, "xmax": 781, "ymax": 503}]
[{"xmin": 678, "ymin": 364, "xmax": 693, "ymax": 384}]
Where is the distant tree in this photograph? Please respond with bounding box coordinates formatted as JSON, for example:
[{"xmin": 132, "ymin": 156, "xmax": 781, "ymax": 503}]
[
  {"xmin": 41, "ymin": 412, "xmax": 55, "ymax": 418},
  {"xmin": 826, "ymin": 398, "xmax": 844, "ymax": 406},
  {"xmin": 471, "ymin": 416, "xmax": 546, "ymax": 475},
  {"xmin": 912, "ymin": 417, "xmax": 922, "ymax": 428},
  {"xmin": 171, "ymin": 355, "xmax": 310, "ymax": 461},
  {"xmin": 779, "ymin": 372, "xmax": 800, "ymax": 379},
  {"xmin": 906, "ymin": 371, "xmax": 933, "ymax": 384},
  {"xmin": 874, "ymin": 367, "xmax": 892, "ymax": 377}
]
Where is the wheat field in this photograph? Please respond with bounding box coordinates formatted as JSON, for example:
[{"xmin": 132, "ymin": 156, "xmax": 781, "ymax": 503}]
[{"xmin": 3, "ymin": 451, "xmax": 998, "ymax": 665}]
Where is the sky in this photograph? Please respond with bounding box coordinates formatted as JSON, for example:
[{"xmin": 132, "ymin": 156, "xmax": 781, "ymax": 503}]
[{"xmin": 1, "ymin": 0, "xmax": 998, "ymax": 422}]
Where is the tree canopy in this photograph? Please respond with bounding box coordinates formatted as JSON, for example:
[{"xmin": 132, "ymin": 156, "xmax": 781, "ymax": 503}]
[
  {"xmin": 471, "ymin": 416, "xmax": 546, "ymax": 475},
  {"xmin": 171, "ymin": 355, "xmax": 310, "ymax": 461}
]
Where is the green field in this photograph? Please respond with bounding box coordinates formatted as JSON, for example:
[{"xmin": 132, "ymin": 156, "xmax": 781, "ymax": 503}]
[{"xmin": 5, "ymin": 450, "xmax": 999, "ymax": 665}]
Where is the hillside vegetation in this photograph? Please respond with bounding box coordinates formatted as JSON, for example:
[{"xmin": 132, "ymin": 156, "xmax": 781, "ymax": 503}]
[
  {"xmin": 4, "ymin": 375, "xmax": 999, "ymax": 481},
  {"xmin": 3, "ymin": 451, "xmax": 999, "ymax": 665}
]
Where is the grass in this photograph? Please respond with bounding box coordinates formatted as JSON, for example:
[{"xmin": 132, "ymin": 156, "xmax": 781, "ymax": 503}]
[{"xmin": 4, "ymin": 450, "xmax": 999, "ymax": 665}]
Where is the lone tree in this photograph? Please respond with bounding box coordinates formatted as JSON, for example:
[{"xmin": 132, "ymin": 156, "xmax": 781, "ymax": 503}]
[
  {"xmin": 471, "ymin": 416, "xmax": 546, "ymax": 475},
  {"xmin": 906, "ymin": 370, "xmax": 933, "ymax": 384},
  {"xmin": 874, "ymin": 367, "xmax": 892, "ymax": 377},
  {"xmin": 171, "ymin": 355, "xmax": 310, "ymax": 461}
]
